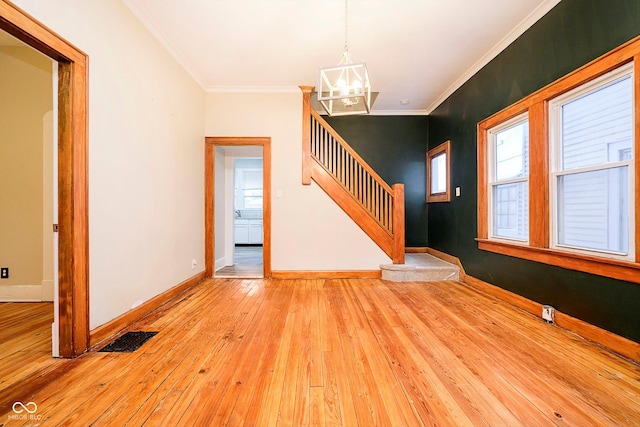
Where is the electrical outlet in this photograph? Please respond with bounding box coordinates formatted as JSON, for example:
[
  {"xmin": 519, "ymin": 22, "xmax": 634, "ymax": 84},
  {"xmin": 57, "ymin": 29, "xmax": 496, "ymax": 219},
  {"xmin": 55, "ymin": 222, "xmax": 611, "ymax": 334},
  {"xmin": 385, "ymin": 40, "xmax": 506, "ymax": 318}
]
[
  {"xmin": 542, "ymin": 305, "xmax": 555, "ymax": 323},
  {"xmin": 0, "ymin": 268, "xmax": 8, "ymax": 279}
]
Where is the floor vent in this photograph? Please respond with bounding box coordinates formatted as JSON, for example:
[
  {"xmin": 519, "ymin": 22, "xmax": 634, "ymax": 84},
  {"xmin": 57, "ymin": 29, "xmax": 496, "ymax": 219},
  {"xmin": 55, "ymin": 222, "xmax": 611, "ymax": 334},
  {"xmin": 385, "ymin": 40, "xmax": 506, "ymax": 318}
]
[{"xmin": 99, "ymin": 331, "xmax": 158, "ymax": 353}]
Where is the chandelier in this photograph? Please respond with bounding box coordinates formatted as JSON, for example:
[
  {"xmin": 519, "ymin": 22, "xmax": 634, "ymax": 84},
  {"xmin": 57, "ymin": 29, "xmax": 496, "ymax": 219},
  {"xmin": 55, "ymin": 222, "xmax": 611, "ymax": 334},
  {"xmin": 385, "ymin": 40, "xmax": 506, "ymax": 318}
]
[{"xmin": 317, "ymin": 0, "xmax": 371, "ymax": 116}]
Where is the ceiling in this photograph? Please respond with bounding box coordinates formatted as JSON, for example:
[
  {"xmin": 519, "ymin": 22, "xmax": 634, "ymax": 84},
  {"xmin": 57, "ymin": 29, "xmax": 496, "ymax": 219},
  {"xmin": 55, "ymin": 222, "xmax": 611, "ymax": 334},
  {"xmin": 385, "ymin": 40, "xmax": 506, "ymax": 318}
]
[
  {"xmin": 2, "ymin": 1, "xmax": 561, "ymax": 114},
  {"xmin": 124, "ymin": 0, "xmax": 560, "ymax": 114}
]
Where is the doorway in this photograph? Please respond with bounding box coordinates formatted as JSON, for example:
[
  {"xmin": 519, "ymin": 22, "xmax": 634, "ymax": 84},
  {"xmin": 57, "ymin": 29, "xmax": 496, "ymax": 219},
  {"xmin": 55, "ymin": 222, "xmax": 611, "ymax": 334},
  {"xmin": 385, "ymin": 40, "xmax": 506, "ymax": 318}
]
[
  {"xmin": 1, "ymin": 2, "xmax": 90, "ymax": 358},
  {"xmin": 0, "ymin": 29, "xmax": 56, "ymax": 355},
  {"xmin": 205, "ymin": 137, "xmax": 272, "ymax": 279},
  {"xmin": 216, "ymin": 156, "xmax": 264, "ymax": 277},
  {"xmin": 0, "ymin": 33, "xmax": 55, "ymax": 300}
]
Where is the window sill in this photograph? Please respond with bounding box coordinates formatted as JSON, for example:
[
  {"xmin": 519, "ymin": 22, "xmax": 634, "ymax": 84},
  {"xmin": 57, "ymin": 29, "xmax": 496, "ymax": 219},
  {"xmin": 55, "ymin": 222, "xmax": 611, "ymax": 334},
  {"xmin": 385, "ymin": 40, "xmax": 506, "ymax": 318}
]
[{"xmin": 476, "ymin": 239, "xmax": 640, "ymax": 285}]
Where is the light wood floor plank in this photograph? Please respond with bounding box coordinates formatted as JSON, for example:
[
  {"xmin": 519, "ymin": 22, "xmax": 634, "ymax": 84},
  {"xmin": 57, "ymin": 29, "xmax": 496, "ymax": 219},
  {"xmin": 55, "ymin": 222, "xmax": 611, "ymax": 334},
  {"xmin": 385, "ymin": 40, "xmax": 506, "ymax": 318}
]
[
  {"xmin": 401, "ymin": 280, "xmax": 633, "ymax": 425},
  {"xmin": 391, "ymin": 281, "xmax": 596, "ymax": 424},
  {"xmin": 2, "ymin": 278, "xmax": 639, "ymax": 426}
]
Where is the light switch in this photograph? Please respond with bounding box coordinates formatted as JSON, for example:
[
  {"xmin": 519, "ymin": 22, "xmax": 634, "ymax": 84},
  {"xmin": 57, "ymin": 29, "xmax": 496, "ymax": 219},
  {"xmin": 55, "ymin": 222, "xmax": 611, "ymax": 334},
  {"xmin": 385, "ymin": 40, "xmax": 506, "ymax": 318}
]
[{"xmin": 455, "ymin": 187, "xmax": 461, "ymax": 197}]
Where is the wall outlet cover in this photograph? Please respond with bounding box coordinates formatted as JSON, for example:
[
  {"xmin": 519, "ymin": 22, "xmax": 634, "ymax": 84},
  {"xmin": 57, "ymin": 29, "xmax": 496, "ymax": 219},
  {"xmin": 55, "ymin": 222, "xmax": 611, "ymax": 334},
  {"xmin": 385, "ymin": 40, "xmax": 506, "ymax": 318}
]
[{"xmin": 0, "ymin": 268, "xmax": 8, "ymax": 279}]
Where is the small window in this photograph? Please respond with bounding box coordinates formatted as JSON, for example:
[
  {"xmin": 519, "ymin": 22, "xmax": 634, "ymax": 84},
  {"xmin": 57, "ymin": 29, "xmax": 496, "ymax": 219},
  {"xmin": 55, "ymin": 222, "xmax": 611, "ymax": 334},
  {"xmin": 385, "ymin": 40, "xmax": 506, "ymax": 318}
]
[
  {"xmin": 427, "ymin": 140, "xmax": 450, "ymax": 202},
  {"xmin": 488, "ymin": 114, "xmax": 529, "ymax": 242}
]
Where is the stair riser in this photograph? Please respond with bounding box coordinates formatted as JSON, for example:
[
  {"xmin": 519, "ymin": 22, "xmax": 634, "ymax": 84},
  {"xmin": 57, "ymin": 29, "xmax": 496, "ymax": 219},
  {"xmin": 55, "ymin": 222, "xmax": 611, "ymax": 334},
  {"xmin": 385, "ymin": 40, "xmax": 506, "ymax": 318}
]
[{"xmin": 381, "ymin": 269, "xmax": 460, "ymax": 282}]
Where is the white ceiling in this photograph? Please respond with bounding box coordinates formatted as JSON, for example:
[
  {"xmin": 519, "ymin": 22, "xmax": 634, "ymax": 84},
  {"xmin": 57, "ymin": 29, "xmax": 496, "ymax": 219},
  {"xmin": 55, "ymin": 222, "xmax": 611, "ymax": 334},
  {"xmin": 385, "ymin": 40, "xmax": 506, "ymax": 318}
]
[
  {"xmin": 3, "ymin": 1, "xmax": 561, "ymax": 114},
  {"xmin": 124, "ymin": 0, "xmax": 560, "ymax": 114}
]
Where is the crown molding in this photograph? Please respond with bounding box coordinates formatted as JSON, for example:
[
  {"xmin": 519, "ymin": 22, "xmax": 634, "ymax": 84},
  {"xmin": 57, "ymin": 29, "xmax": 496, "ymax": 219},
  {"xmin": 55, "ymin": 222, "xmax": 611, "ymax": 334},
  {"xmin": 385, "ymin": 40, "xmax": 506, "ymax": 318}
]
[
  {"xmin": 367, "ymin": 109, "xmax": 429, "ymax": 116},
  {"xmin": 425, "ymin": 0, "xmax": 562, "ymax": 114},
  {"xmin": 123, "ymin": 0, "xmax": 208, "ymax": 89},
  {"xmin": 205, "ymin": 85, "xmax": 301, "ymax": 94}
]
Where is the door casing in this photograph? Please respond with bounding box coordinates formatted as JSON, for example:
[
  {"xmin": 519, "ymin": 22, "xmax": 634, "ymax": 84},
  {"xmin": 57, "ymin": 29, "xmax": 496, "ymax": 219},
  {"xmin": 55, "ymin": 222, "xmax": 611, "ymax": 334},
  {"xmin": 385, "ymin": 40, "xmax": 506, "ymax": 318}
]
[
  {"xmin": 0, "ymin": 0, "xmax": 90, "ymax": 357},
  {"xmin": 205, "ymin": 137, "xmax": 272, "ymax": 278}
]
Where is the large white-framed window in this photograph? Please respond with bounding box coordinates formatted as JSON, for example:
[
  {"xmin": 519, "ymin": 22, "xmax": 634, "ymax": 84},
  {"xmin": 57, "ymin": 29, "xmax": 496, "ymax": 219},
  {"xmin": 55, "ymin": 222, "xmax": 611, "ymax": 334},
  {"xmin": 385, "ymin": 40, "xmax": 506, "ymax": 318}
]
[
  {"xmin": 487, "ymin": 114, "xmax": 529, "ymax": 242},
  {"xmin": 477, "ymin": 36, "xmax": 640, "ymax": 284},
  {"xmin": 549, "ymin": 63, "xmax": 635, "ymax": 260}
]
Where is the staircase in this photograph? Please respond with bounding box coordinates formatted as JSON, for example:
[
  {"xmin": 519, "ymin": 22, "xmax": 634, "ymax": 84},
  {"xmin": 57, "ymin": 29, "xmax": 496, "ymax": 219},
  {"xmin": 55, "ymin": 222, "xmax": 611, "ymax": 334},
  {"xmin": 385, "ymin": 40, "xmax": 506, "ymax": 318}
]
[
  {"xmin": 300, "ymin": 87, "xmax": 404, "ymax": 264},
  {"xmin": 299, "ymin": 87, "xmax": 462, "ymax": 281}
]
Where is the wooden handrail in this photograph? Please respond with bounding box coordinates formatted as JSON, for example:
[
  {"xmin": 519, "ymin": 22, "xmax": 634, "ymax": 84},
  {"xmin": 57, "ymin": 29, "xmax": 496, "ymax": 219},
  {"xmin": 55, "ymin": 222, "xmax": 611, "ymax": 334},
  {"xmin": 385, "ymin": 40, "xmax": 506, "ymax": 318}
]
[
  {"xmin": 311, "ymin": 110, "xmax": 393, "ymax": 194},
  {"xmin": 300, "ymin": 88, "xmax": 405, "ymax": 264}
]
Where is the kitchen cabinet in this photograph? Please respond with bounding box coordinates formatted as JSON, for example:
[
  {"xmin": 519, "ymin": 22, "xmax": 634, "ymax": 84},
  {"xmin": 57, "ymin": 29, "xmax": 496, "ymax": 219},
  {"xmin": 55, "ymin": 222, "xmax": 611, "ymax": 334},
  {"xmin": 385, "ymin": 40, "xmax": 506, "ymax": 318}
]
[
  {"xmin": 235, "ymin": 219, "xmax": 262, "ymax": 244},
  {"xmin": 249, "ymin": 220, "xmax": 263, "ymax": 244},
  {"xmin": 235, "ymin": 220, "xmax": 249, "ymax": 244}
]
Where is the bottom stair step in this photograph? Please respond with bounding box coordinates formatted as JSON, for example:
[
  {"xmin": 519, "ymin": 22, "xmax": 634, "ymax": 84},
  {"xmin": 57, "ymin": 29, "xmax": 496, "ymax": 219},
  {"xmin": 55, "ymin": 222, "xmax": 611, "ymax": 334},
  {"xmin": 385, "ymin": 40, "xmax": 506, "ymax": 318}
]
[{"xmin": 380, "ymin": 253, "xmax": 460, "ymax": 282}]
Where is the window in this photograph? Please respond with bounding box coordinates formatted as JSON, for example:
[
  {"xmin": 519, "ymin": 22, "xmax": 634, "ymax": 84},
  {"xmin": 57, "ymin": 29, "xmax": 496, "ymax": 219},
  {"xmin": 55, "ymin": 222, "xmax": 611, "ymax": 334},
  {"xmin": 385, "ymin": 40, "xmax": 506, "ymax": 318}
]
[
  {"xmin": 476, "ymin": 36, "xmax": 640, "ymax": 284},
  {"xmin": 427, "ymin": 140, "xmax": 450, "ymax": 202},
  {"xmin": 549, "ymin": 64, "xmax": 634, "ymax": 259},
  {"xmin": 235, "ymin": 168, "xmax": 263, "ymax": 210},
  {"xmin": 488, "ymin": 115, "xmax": 529, "ymax": 241}
]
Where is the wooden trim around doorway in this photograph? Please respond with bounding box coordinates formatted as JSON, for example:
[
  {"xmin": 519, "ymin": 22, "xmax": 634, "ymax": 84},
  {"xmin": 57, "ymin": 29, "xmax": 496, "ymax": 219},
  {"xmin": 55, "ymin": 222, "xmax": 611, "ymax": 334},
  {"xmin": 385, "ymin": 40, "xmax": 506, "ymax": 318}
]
[
  {"xmin": 0, "ymin": 1, "xmax": 89, "ymax": 357},
  {"xmin": 205, "ymin": 137, "xmax": 272, "ymax": 278}
]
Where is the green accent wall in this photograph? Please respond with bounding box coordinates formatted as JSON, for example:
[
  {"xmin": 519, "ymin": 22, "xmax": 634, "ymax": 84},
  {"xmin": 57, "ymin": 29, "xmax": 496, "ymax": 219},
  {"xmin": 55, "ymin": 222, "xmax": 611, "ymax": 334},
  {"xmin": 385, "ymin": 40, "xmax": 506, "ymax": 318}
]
[
  {"xmin": 428, "ymin": 0, "xmax": 640, "ymax": 342},
  {"xmin": 324, "ymin": 116, "xmax": 428, "ymax": 247}
]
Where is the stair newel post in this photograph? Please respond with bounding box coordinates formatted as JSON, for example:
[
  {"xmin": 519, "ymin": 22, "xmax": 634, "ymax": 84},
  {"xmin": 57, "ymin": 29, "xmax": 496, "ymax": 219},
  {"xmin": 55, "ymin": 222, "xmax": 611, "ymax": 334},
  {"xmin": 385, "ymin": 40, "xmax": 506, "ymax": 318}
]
[
  {"xmin": 392, "ymin": 183, "xmax": 405, "ymax": 264},
  {"xmin": 300, "ymin": 86, "xmax": 314, "ymax": 185}
]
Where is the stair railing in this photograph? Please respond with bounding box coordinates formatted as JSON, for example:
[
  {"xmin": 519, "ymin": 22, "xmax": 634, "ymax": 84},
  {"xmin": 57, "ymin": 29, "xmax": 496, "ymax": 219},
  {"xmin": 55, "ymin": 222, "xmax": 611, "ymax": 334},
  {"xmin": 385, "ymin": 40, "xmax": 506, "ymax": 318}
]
[{"xmin": 300, "ymin": 87, "xmax": 404, "ymax": 264}]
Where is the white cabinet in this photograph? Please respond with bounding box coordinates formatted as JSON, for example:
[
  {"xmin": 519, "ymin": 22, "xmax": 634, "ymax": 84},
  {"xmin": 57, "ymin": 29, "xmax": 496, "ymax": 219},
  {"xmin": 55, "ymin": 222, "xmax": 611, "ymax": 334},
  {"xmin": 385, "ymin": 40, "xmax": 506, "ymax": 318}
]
[
  {"xmin": 248, "ymin": 220, "xmax": 263, "ymax": 244},
  {"xmin": 235, "ymin": 219, "xmax": 262, "ymax": 244},
  {"xmin": 235, "ymin": 220, "xmax": 249, "ymax": 244}
]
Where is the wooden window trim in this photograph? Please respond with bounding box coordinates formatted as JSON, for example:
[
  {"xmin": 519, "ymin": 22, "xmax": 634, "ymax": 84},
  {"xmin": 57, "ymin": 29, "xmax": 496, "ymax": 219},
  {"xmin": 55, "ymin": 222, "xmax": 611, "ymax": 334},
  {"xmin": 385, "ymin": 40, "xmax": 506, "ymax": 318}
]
[
  {"xmin": 427, "ymin": 140, "xmax": 451, "ymax": 203},
  {"xmin": 477, "ymin": 35, "xmax": 640, "ymax": 285}
]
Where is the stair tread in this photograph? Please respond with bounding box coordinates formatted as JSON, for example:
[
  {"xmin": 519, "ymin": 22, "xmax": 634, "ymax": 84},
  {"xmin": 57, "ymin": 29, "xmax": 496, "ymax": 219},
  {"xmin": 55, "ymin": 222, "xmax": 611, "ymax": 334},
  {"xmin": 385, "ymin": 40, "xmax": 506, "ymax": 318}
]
[
  {"xmin": 380, "ymin": 253, "xmax": 460, "ymax": 282},
  {"xmin": 380, "ymin": 253, "xmax": 459, "ymax": 271}
]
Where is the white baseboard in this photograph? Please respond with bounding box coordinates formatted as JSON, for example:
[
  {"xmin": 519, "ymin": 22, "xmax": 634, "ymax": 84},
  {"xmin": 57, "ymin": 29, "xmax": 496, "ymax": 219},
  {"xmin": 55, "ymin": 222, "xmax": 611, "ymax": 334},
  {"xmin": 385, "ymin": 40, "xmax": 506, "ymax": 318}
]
[
  {"xmin": 41, "ymin": 279, "xmax": 54, "ymax": 301},
  {"xmin": 0, "ymin": 284, "xmax": 44, "ymax": 301},
  {"xmin": 215, "ymin": 256, "xmax": 227, "ymax": 271}
]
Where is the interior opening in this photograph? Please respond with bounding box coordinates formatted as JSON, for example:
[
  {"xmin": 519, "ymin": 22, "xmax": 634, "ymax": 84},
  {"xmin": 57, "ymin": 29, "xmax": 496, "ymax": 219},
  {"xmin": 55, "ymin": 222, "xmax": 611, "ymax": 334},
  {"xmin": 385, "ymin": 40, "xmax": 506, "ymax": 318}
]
[
  {"xmin": 214, "ymin": 146, "xmax": 264, "ymax": 278},
  {"xmin": 0, "ymin": 28, "xmax": 57, "ymax": 356}
]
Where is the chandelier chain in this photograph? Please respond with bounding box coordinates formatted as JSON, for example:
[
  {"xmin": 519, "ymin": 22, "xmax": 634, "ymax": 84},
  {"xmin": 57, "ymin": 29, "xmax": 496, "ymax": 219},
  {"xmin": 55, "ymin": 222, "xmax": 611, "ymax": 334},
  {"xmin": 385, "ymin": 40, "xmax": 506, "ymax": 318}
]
[
  {"xmin": 344, "ymin": 0, "xmax": 349, "ymax": 54},
  {"xmin": 317, "ymin": 0, "xmax": 371, "ymax": 116}
]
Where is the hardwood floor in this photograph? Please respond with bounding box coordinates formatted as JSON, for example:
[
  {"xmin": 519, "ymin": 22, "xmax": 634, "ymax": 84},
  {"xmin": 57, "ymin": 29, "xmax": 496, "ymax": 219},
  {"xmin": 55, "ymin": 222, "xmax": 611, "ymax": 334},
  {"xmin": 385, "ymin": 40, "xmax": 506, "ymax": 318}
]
[
  {"xmin": 1, "ymin": 279, "xmax": 639, "ymax": 426},
  {"xmin": 0, "ymin": 302, "xmax": 59, "ymax": 401},
  {"xmin": 215, "ymin": 246, "xmax": 263, "ymax": 278}
]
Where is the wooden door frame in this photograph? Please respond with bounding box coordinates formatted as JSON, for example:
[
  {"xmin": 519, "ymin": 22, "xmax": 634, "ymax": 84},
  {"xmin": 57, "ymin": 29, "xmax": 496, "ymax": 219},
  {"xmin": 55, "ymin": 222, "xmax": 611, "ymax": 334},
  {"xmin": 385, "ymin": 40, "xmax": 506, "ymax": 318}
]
[
  {"xmin": 205, "ymin": 137, "xmax": 272, "ymax": 278},
  {"xmin": 1, "ymin": 1, "xmax": 89, "ymax": 357}
]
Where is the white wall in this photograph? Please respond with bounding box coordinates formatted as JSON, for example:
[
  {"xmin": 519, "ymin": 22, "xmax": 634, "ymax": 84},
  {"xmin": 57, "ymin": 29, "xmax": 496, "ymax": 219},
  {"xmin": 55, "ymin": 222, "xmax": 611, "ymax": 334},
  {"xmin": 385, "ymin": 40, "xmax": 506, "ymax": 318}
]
[
  {"xmin": 205, "ymin": 92, "xmax": 389, "ymax": 270},
  {"xmin": 214, "ymin": 147, "xmax": 227, "ymax": 270},
  {"xmin": 13, "ymin": 0, "xmax": 206, "ymax": 329}
]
